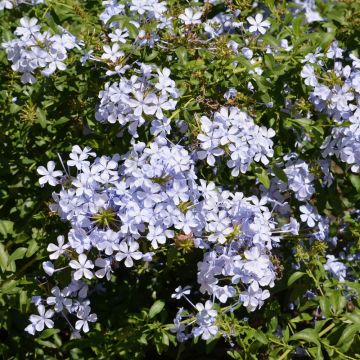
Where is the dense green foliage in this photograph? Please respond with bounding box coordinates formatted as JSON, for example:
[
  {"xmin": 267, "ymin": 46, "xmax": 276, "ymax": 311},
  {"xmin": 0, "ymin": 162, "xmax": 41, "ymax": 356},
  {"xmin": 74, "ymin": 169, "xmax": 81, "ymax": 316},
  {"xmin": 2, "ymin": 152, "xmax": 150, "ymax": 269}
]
[{"xmin": 1, "ymin": 0, "xmax": 360, "ymax": 359}]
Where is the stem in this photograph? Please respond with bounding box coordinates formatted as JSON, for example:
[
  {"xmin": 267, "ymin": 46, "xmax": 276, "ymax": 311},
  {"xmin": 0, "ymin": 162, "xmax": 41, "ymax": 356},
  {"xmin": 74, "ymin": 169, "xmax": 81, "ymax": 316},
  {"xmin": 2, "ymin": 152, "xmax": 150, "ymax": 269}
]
[
  {"xmin": 319, "ymin": 322, "xmax": 336, "ymax": 338},
  {"xmin": 321, "ymin": 341, "xmax": 357, "ymax": 360},
  {"xmin": 278, "ymin": 348, "xmax": 293, "ymax": 360},
  {"xmin": 306, "ymin": 269, "xmax": 325, "ymax": 297},
  {"xmin": 168, "ymin": 98, "xmax": 194, "ymax": 120}
]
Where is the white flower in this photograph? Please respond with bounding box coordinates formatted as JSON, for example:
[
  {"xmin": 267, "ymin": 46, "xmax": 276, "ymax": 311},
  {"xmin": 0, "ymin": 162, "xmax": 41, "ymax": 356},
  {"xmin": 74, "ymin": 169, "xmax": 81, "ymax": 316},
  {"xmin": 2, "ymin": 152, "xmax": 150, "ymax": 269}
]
[
  {"xmin": 171, "ymin": 286, "xmax": 191, "ymax": 300},
  {"xmin": 67, "ymin": 145, "xmax": 95, "ymax": 170},
  {"xmin": 109, "ymin": 28, "xmax": 129, "ymax": 43},
  {"xmin": 46, "ymin": 286, "xmax": 72, "ymax": 312},
  {"xmin": 324, "ymin": 255, "xmax": 347, "ymax": 282},
  {"xmin": 14, "ymin": 17, "xmax": 40, "ymax": 40},
  {"xmin": 42, "ymin": 261, "xmax": 55, "ymax": 276},
  {"xmin": 247, "ymin": 14, "xmax": 270, "ymax": 35},
  {"xmin": 115, "ymin": 239, "xmax": 143, "ymax": 267},
  {"xmin": 299, "ymin": 204, "xmax": 318, "ymax": 227},
  {"xmin": 69, "ymin": 254, "xmax": 94, "ymax": 280},
  {"xmin": 301, "ymin": 64, "xmax": 318, "ymax": 86},
  {"xmin": 47, "ymin": 235, "xmax": 69, "ymax": 260},
  {"xmin": 95, "ymin": 257, "xmax": 112, "ymax": 280},
  {"xmin": 37, "ymin": 161, "xmax": 63, "ymax": 187},
  {"xmin": 75, "ymin": 305, "xmax": 97, "ymax": 333},
  {"xmin": 101, "ymin": 44, "xmax": 124, "ymax": 62},
  {"xmin": 29, "ymin": 305, "xmax": 54, "ymax": 332},
  {"xmin": 179, "ymin": 8, "xmax": 203, "ymax": 25}
]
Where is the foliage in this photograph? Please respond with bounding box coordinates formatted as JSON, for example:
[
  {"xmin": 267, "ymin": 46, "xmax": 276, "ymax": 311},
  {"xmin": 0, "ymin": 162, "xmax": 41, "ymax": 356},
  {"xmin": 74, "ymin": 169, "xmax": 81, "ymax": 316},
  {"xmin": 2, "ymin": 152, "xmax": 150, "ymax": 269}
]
[{"xmin": 1, "ymin": 0, "xmax": 360, "ymax": 359}]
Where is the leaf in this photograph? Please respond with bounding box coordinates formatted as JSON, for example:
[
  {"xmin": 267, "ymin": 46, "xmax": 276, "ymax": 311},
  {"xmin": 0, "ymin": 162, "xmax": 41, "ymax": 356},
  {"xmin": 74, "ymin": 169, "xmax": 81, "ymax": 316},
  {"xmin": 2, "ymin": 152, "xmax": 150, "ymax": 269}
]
[
  {"xmin": 145, "ymin": 51, "xmax": 159, "ymax": 62},
  {"xmin": 343, "ymin": 310, "xmax": 360, "ymax": 324},
  {"xmin": 289, "ymin": 329, "xmax": 320, "ymax": 346},
  {"xmin": 319, "ymin": 296, "xmax": 331, "ymax": 318},
  {"xmin": 349, "ymin": 175, "xmax": 360, "ymax": 192},
  {"xmin": 138, "ymin": 333, "xmax": 148, "ymax": 345},
  {"xmin": 264, "ymin": 54, "xmax": 275, "ymax": 71},
  {"xmin": 0, "ymin": 243, "xmax": 9, "ymax": 270},
  {"xmin": 336, "ymin": 324, "xmax": 360, "ymax": 352},
  {"xmin": 290, "ymin": 313, "xmax": 313, "ymax": 324},
  {"xmin": 307, "ymin": 346, "xmax": 324, "ymax": 360},
  {"xmin": 326, "ymin": 290, "xmax": 346, "ymax": 316},
  {"xmin": 26, "ymin": 240, "xmax": 39, "ymax": 258},
  {"xmin": 288, "ymin": 118, "xmax": 314, "ymax": 127},
  {"xmin": 0, "ymin": 220, "xmax": 14, "ymax": 238},
  {"xmin": 175, "ymin": 47, "xmax": 188, "ymax": 64},
  {"xmin": 292, "ymin": 14, "xmax": 304, "ymax": 37},
  {"xmin": 126, "ymin": 22, "xmax": 139, "ymax": 38},
  {"xmin": 344, "ymin": 281, "xmax": 360, "ymax": 294},
  {"xmin": 162, "ymin": 333, "xmax": 169, "ymax": 346},
  {"xmin": 19, "ymin": 290, "xmax": 28, "ymax": 311},
  {"xmin": 272, "ymin": 165, "xmax": 288, "ymax": 182},
  {"xmin": 287, "ymin": 271, "xmax": 306, "ymax": 286},
  {"xmin": 8, "ymin": 247, "xmax": 27, "ymax": 263},
  {"xmin": 149, "ymin": 300, "xmax": 165, "ymax": 319},
  {"xmin": 257, "ymin": 168, "xmax": 270, "ymax": 189},
  {"xmin": 54, "ymin": 117, "xmax": 70, "ymax": 126},
  {"xmin": 0, "ymin": 279, "xmax": 19, "ymax": 294},
  {"xmin": 254, "ymin": 330, "xmax": 268, "ymax": 345},
  {"xmin": 35, "ymin": 339, "xmax": 58, "ymax": 349},
  {"xmin": 39, "ymin": 328, "xmax": 60, "ymax": 340},
  {"xmin": 36, "ymin": 108, "xmax": 47, "ymax": 128}
]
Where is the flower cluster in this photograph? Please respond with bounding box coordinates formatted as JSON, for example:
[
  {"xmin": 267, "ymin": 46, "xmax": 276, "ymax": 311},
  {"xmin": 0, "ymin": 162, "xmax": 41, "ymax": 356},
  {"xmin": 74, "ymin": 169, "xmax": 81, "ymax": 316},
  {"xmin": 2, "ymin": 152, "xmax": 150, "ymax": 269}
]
[
  {"xmin": 2, "ymin": 17, "xmax": 81, "ymax": 84},
  {"xmin": 3, "ymin": 0, "xmax": 355, "ymax": 352},
  {"xmin": 99, "ymin": 0, "xmax": 168, "ymax": 49},
  {"xmin": 0, "ymin": 0, "xmax": 44, "ymax": 10},
  {"xmin": 197, "ymin": 107, "xmax": 275, "ymax": 175},
  {"xmin": 95, "ymin": 64, "xmax": 178, "ymax": 137},
  {"xmin": 301, "ymin": 42, "xmax": 360, "ymax": 172},
  {"xmin": 29, "ymin": 135, "xmax": 297, "ymax": 337},
  {"xmin": 100, "ymin": 0, "xmax": 167, "ymax": 27},
  {"xmin": 324, "ymin": 255, "xmax": 347, "ymax": 282}
]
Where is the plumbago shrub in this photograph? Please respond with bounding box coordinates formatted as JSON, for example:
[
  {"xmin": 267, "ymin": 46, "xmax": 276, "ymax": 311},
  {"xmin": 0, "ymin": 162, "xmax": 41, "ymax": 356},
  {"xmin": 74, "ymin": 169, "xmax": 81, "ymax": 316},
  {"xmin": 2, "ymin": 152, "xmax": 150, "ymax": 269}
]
[{"xmin": 1, "ymin": 0, "xmax": 360, "ymax": 359}]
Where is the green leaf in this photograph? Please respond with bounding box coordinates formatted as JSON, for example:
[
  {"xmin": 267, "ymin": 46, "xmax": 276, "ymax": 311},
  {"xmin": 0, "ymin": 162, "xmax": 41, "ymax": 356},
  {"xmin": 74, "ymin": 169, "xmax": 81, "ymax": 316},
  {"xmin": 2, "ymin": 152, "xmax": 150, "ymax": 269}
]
[
  {"xmin": 175, "ymin": 47, "xmax": 188, "ymax": 64},
  {"xmin": 127, "ymin": 22, "xmax": 139, "ymax": 38},
  {"xmin": 272, "ymin": 165, "xmax": 288, "ymax": 182},
  {"xmin": 35, "ymin": 339, "xmax": 58, "ymax": 349},
  {"xmin": 0, "ymin": 279, "xmax": 19, "ymax": 294},
  {"xmin": 0, "ymin": 220, "xmax": 14, "ymax": 238},
  {"xmin": 145, "ymin": 51, "xmax": 159, "ymax": 62},
  {"xmin": 0, "ymin": 243, "xmax": 9, "ymax": 270},
  {"xmin": 319, "ymin": 296, "xmax": 331, "ymax": 318},
  {"xmin": 257, "ymin": 168, "xmax": 270, "ymax": 189},
  {"xmin": 162, "ymin": 333, "xmax": 169, "ymax": 346},
  {"xmin": 254, "ymin": 330, "xmax": 268, "ymax": 345},
  {"xmin": 307, "ymin": 345, "xmax": 324, "ymax": 360},
  {"xmin": 138, "ymin": 333, "xmax": 148, "ymax": 345},
  {"xmin": 54, "ymin": 116, "xmax": 70, "ymax": 126},
  {"xmin": 336, "ymin": 324, "xmax": 360, "ymax": 352},
  {"xmin": 349, "ymin": 175, "xmax": 360, "ymax": 192},
  {"xmin": 36, "ymin": 108, "xmax": 47, "ymax": 128},
  {"xmin": 288, "ymin": 118, "xmax": 314, "ymax": 127},
  {"xmin": 290, "ymin": 313, "xmax": 313, "ymax": 323},
  {"xmin": 292, "ymin": 14, "xmax": 304, "ymax": 37},
  {"xmin": 19, "ymin": 290, "xmax": 28, "ymax": 311},
  {"xmin": 26, "ymin": 240, "xmax": 39, "ymax": 258},
  {"xmin": 39, "ymin": 328, "xmax": 60, "ymax": 340},
  {"xmin": 264, "ymin": 54, "xmax": 275, "ymax": 71},
  {"xmin": 149, "ymin": 300, "xmax": 165, "ymax": 319},
  {"xmin": 289, "ymin": 329, "xmax": 320, "ymax": 346},
  {"xmin": 287, "ymin": 271, "xmax": 306, "ymax": 286},
  {"xmin": 9, "ymin": 247, "xmax": 27, "ymax": 263}
]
